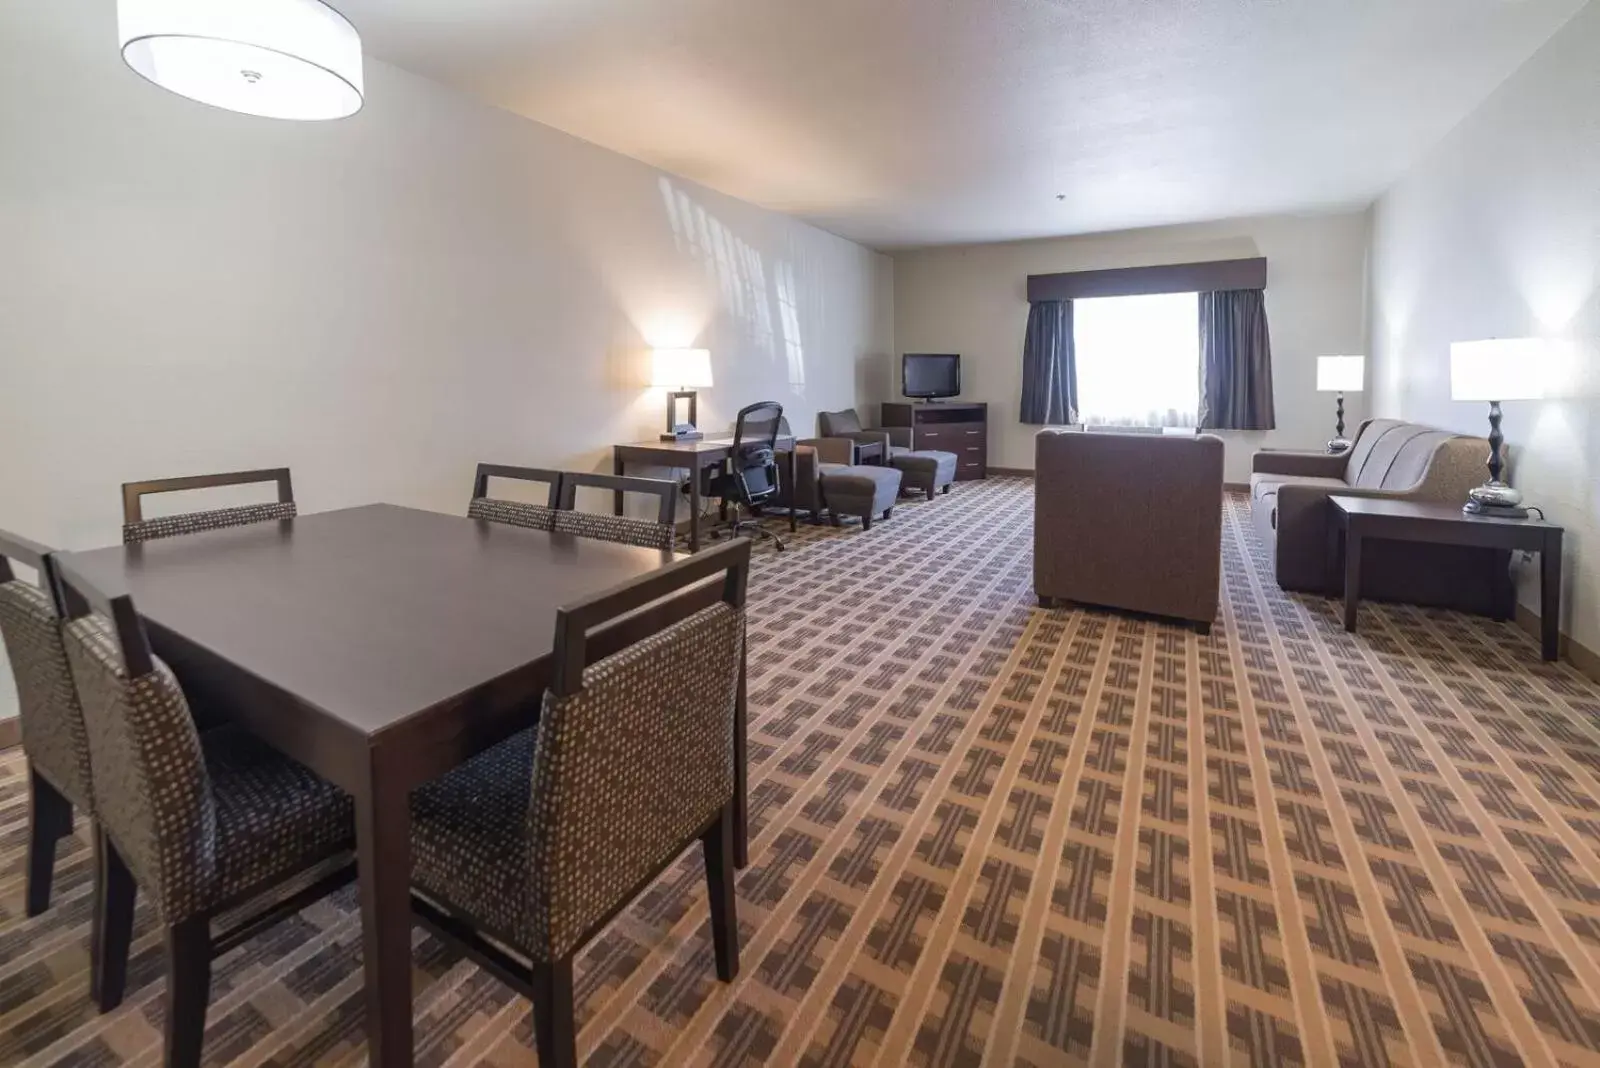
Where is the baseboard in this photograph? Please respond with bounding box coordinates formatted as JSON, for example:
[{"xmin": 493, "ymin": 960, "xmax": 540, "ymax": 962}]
[
  {"xmin": 988, "ymin": 467, "xmax": 1035, "ymax": 478},
  {"xmin": 0, "ymin": 717, "xmax": 18, "ymax": 751},
  {"xmin": 1514, "ymin": 603, "xmax": 1600, "ymax": 682}
]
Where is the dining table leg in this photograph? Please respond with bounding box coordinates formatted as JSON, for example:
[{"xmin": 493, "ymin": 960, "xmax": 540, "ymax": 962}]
[{"xmin": 356, "ymin": 750, "xmax": 414, "ymax": 1068}]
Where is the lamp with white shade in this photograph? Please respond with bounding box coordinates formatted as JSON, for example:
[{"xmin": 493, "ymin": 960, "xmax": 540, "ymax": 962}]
[
  {"xmin": 1316, "ymin": 355, "xmax": 1365, "ymax": 453},
  {"xmin": 1449, "ymin": 338, "xmax": 1546, "ymax": 518},
  {"xmin": 650, "ymin": 348, "xmax": 714, "ymax": 441},
  {"xmin": 118, "ymin": 0, "xmax": 364, "ymax": 120}
]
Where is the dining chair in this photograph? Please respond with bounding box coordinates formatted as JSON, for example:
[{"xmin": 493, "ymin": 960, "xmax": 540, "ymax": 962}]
[
  {"xmin": 0, "ymin": 530, "xmax": 95, "ymax": 925},
  {"xmin": 468, "ymin": 463, "xmax": 564, "ymax": 532},
  {"xmin": 408, "ymin": 538, "xmax": 751, "ymax": 1068},
  {"xmin": 553, "ymin": 471, "xmax": 678, "ymax": 550},
  {"xmin": 122, "ymin": 468, "xmax": 296, "ymax": 544},
  {"xmin": 53, "ymin": 556, "xmax": 357, "ymax": 1068}
]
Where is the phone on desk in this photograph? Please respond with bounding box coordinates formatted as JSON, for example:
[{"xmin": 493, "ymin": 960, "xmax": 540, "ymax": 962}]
[{"xmin": 667, "ymin": 424, "xmax": 704, "ymax": 442}]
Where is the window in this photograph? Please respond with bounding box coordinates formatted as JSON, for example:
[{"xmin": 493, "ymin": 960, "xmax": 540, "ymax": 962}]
[{"xmin": 1073, "ymin": 291, "xmax": 1199, "ymax": 427}]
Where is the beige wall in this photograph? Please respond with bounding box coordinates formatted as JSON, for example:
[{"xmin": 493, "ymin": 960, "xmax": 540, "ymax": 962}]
[
  {"xmin": 892, "ymin": 212, "xmax": 1372, "ymax": 482},
  {"xmin": 1369, "ymin": 1, "xmax": 1600, "ymax": 653},
  {"xmin": 0, "ymin": 2, "xmax": 893, "ymax": 722}
]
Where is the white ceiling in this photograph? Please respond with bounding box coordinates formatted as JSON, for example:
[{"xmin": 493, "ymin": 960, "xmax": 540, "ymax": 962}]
[{"xmin": 334, "ymin": 0, "xmax": 1586, "ymax": 250}]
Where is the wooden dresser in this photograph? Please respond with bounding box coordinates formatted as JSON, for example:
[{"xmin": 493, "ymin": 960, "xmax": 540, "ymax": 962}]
[{"xmin": 880, "ymin": 402, "xmax": 988, "ymax": 480}]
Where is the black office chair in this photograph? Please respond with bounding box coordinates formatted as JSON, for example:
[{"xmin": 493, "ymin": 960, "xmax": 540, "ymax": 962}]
[{"xmin": 710, "ymin": 400, "xmax": 786, "ymax": 551}]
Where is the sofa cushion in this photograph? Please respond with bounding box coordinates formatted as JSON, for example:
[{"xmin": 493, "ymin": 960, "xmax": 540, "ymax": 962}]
[{"xmin": 1249, "ymin": 473, "xmax": 1344, "ymax": 503}]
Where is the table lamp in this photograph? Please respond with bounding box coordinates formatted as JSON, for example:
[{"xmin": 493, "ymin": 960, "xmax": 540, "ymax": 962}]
[
  {"xmin": 1450, "ymin": 338, "xmax": 1544, "ymax": 518},
  {"xmin": 1316, "ymin": 355, "xmax": 1365, "ymax": 453},
  {"xmin": 650, "ymin": 348, "xmax": 713, "ymax": 441}
]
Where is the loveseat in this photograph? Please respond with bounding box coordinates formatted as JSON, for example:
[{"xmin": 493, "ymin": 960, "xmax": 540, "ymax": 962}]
[{"xmin": 1251, "ymin": 418, "xmax": 1494, "ymax": 610}]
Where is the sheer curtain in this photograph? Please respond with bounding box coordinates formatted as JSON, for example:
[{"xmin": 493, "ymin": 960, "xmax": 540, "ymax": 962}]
[{"xmin": 1073, "ymin": 292, "xmax": 1199, "ymax": 428}]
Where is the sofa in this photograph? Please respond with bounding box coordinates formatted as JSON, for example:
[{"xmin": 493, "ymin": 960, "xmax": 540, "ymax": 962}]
[
  {"xmin": 775, "ymin": 419, "xmax": 902, "ymax": 530},
  {"xmin": 1035, "ymin": 429, "xmax": 1224, "ymax": 630},
  {"xmin": 817, "ymin": 409, "xmax": 958, "ymax": 498},
  {"xmin": 1251, "ymin": 418, "xmax": 1496, "ymax": 611}
]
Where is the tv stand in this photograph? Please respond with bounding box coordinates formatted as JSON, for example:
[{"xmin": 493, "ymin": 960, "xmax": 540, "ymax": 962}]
[{"xmin": 881, "ymin": 401, "xmax": 987, "ymax": 481}]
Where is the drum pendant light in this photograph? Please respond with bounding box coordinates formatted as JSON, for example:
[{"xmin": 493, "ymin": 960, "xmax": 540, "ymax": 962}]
[{"xmin": 117, "ymin": 0, "xmax": 364, "ymax": 120}]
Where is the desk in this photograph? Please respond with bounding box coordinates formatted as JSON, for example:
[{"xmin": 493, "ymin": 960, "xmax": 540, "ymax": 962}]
[
  {"xmin": 61, "ymin": 505, "xmax": 726, "ymax": 1068},
  {"xmin": 613, "ymin": 436, "xmax": 798, "ymax": 551},
  {"xmin": 1329, "ymin": 496, "xmax": 1564, "ymax": 660}
]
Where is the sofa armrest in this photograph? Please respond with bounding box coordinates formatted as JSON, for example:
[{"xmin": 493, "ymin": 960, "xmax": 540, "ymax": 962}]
[
  {"xmin": 1252, "ymin": 450, "xmax": 1348, "ymax": 479},
  {"xmin": 777, "ymin": 445, "xmax": 822, "ymax": 511},
  {"xmin": 798, "ymin": 436, "xmax": 856, "ymax": 465}
]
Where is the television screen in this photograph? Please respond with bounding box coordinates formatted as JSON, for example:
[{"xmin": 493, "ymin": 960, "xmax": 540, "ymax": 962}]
[{"xmin": 903, "ymin": 353, "xmax": 960, "ymax": 399}]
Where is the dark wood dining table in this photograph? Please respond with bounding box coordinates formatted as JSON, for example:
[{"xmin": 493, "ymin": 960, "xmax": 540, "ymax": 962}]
[{"xmin": 61, "ymin": 503, "xmax": 740, "ymax": 1068}]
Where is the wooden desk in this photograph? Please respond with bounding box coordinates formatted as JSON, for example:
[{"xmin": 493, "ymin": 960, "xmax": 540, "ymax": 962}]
[
  {"xmin": 61, "ymin": 505, "xmax": 717, "ymax": 1068},
  {"xmin": 1329, "ymin": 496, "xmax": 1564, "ymax": 660},
  {"xmin": 613, "ymin": 436, "xmax": 797, "ymax": 551}
]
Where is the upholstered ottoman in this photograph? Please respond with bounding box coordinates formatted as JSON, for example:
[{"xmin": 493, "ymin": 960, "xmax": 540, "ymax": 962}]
[
  {"xmin": 891, "ymin": 450, "xmax": 958, "ymax": 498},
  {"xmin": 819, "ymin": 464, "xmax": 902, "ymax": 531}
]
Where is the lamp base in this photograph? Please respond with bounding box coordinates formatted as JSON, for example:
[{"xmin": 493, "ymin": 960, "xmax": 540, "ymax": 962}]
[
  {"xmin": 1464, "ymin": 480, "xmax": 1527, "ymax": 519},
  {"xmin": 660, "ymin": 427, "xmax": 704, "ymax": 442},
  {"xmin": 1326, "ymin": 437, "xmax": 1352, "ymax": 455}
]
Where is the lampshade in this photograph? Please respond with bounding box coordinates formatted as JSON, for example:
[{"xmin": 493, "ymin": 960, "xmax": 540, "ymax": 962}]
[
  {"xmin": 1316, "ymin": 355, "xmax": 1366, "ymax": 393},
  {"xmin": 650, "ymin": 348, "xmax": 714, "ymax": 389},
  {"xmin": 1449, "ymin": 339, "xmax": 1547, "ymax": 402},
  {"xmin": 118, "ymin": 0, "xmax": 364, "ymax": 121}
]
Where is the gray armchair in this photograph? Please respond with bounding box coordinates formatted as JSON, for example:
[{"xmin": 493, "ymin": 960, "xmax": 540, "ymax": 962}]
[{"xmin": 818, "ymin": 408, "xmax": 911, "ymax": 460}]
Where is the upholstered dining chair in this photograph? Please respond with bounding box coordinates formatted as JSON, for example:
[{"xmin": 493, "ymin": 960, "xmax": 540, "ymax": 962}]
[
  {"xmin": 53, "ymin": 557, "xmax": 357, "ymax": 1068},
  {"xmin": 553, "ymin": 471, "xmax": 678, "ymax": 551},
  {"xmin": 468, "ymin": 463, "xmax": 564, "ymax": 532},
  {"xmin": 408, "ymin": 539, "xmax": 751, "ymax": 1068},
  {"xmin": 122, "ymin": 468, "xmax": 296, "ymax": 544},
  {"xmin": 0, "ymin": 530, "xmax": 94, "ymax": 926}
]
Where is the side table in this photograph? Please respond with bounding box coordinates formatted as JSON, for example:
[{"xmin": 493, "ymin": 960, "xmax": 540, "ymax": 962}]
[{"xmin": 1328, "ymin": 496, "xmax": 1564, "ymax": 660}]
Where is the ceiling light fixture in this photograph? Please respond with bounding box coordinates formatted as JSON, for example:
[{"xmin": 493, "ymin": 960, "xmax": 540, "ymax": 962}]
[{"xmin": 117, "ymin": 0, "xmax": 364, "ymax": 121}]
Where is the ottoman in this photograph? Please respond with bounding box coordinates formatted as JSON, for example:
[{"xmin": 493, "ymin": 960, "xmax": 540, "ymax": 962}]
[
  {"xmin": 891, "ymin": 450, "xmax": 958, "ymax": 498},
  {"xmin": 819, "ymin": 464, "xmax": 903, "ymax": 531}
]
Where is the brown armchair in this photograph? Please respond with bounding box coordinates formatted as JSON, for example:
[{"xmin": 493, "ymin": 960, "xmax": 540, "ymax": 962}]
[
  {"xmin": 776, "ymin": 419, "xmax": 902, "ymax": 529},
  {"xmin": 1034, "ymin": 430, "xmax": 1224, "ymax": 630}
]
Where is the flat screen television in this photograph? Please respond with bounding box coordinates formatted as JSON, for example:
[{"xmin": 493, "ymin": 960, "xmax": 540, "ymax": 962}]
[{"xmin": 903, "ymin": 353, "xmax": 961, "ymax": 399}]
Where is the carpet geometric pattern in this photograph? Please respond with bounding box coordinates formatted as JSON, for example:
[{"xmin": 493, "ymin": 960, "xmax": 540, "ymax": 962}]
[{"xmin": 4, "ymin": 480, "xmax": 1600, "ymax": 1066}]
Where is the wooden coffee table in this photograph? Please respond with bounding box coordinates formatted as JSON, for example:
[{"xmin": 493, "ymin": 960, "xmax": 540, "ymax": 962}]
[{"xmin": 1328, "ymin": 496, "xmax": 1564, "ymax": 660}]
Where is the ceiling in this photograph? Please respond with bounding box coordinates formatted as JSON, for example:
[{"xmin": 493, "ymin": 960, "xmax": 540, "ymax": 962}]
[{"xmin": 334, "ymin": 0, "xmax": 1586, "ymax": 250}]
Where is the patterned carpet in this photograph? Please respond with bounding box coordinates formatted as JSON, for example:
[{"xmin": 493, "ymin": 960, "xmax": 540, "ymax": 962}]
[{"xmin": 4, "ymin": 479, "xmax": 1600, "ymax": 1066}]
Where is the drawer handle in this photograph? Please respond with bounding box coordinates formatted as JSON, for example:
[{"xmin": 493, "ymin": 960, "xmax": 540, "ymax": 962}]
[
  {"xmin": 966, "ymin": 446, "xmax": 980, "ymax": 451},
  {"xmin": 967, "ymin": 430, "xmax": 980, "ymax": 435}
]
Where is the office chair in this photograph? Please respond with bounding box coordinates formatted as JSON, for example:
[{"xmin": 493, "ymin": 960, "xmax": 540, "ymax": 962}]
[{"xmin": 710, "ymin": 400, "xmax": 786, "ymax": 551}]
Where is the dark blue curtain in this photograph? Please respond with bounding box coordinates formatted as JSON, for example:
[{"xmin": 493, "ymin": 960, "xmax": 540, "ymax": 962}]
[
  {"xmin": 1198, "ymin": 289, "xmax": 1276, "ymax": 430},
  {"xmin": 1020, "ymin": 299, "xmax": 1076, "ymax": 425}
]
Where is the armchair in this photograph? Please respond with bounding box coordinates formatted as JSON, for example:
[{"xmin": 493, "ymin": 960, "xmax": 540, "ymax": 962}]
[
  {"xmin": 817, "ymin": 408, "xmax": 911, "ymax": 460},
  {"xmin": 776, "ymin": 418, "xmax": 902, "ymax": 530}
]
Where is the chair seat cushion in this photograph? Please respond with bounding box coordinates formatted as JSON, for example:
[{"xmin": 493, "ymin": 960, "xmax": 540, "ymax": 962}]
[
  {"xmin": 1249, "ymin": 473, "xmax": 1347, "ymax": 503},
  {"xmin": 206, "ymin": 727, "xmax": 355, "ymax": 905},
  {"xmin": 411, "ymin": 730, "xmax": 536, "ymax": 948}
]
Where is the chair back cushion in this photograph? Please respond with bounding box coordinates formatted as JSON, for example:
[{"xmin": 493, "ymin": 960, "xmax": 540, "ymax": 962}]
[
  {"xmin": 62, "ymin": 615, "xmax": 215, "ymax": 922},
  {"xmin": 1344, "ymin": 419, "xmax": 1478, "ymax": 491},
  {"xmin": 123, "ymin": 502, "xmax": 297, "ymax": 544},
  {"xmin": 526, "ymin": 602, "xmax": 742, "ymax": 960},
  {"xmin": 819, "ymin": 409, "xmax": 863, "ymax": 436},
  {"xmin": 468, "ymin": 497, "xmax": 558, "ymax": 532},
  {"xmin": 0, "ymin": 580, "xmax": 93, "ymax": 809},
  {"xmin": 552, "ymin": 511, "xmax": 675, "ymax": 551}
]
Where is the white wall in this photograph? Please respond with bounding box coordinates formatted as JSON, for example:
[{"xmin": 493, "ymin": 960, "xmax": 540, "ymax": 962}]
[
  {"xmin": 0, "ymin": 2, "xmax": 893, "ymax": 722},
  {"xmin": 1369, "ymin": 1, "xmax": 1600, "ymax": 652},
  {"xmin": 892, "ymin": 212, "xmax": 1372, "ymax": 482}
]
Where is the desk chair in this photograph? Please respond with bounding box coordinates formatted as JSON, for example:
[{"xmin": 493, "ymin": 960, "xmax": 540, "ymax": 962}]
[{"xmin": 710, "ymin": 400, "xmax": 786, "ymax": 551}]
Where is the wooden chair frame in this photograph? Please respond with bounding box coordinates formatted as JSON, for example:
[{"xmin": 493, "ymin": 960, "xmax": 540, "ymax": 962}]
[
  {"xmin": 556, "ymin": 471, "xmax": 677, "ymax": 527},
  {"xmin": 122, "ymin": 468, "xmax": 294, "ymax": 524},
  {"xmin": 410, "ymin": 539, "xmax": 751, "ymax": 1068},
  {"xmin": 472, "ymin": 464, "xmax": 564, "ymax": 509}
]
